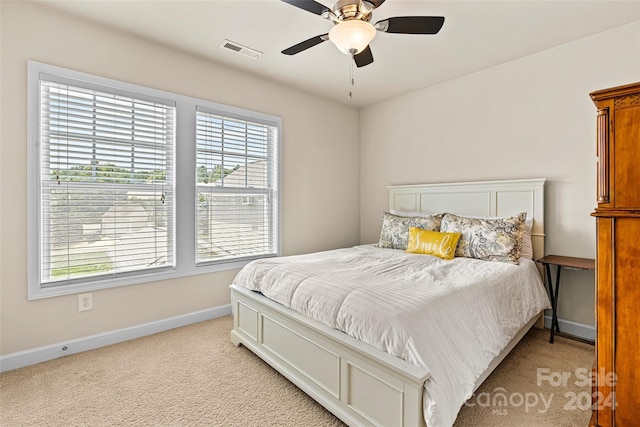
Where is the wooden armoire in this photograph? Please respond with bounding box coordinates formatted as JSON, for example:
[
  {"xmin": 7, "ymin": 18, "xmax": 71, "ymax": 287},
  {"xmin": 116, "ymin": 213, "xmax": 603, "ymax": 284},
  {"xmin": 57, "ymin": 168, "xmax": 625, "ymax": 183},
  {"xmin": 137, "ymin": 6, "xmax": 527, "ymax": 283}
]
[{"xmin": 589, "ymin": 82, "xmax": 640, "ymax": 427}]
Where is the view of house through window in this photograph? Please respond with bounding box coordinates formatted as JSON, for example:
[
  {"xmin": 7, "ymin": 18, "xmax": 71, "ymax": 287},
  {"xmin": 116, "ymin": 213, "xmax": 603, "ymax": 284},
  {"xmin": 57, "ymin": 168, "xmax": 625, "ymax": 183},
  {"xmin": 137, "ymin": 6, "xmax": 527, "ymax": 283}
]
[
  {"xmin": 195, "ymin": 109, "xmax": 279, "ymax": 264},
  {"xmin": 39, "ymin": 79, "xmax": 175, "ymax": 286}
]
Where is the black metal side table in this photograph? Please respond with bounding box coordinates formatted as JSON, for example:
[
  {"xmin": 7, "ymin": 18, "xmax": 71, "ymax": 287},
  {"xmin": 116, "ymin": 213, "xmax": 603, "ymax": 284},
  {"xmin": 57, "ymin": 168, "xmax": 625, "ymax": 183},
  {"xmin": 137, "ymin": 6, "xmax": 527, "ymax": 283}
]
[{"xmin": 536, "ymin": 255, "xmax": 595, "ymax": 343}]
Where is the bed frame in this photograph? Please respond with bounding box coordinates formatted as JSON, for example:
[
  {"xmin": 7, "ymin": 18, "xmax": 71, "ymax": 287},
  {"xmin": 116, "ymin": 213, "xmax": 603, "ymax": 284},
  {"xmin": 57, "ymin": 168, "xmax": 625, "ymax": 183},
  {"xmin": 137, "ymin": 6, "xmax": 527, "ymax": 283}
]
[{"xmin": 230, "ymin": 178, "xmax": 546, "ymax": 427}]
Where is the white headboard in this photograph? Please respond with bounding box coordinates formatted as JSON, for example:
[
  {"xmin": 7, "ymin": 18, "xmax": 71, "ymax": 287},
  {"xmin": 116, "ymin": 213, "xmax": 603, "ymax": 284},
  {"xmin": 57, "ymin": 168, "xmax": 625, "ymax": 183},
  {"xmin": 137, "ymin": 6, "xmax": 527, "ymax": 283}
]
[{"xmin": 388, "ymin": 178, "xmax": 546, "ymax": 261}]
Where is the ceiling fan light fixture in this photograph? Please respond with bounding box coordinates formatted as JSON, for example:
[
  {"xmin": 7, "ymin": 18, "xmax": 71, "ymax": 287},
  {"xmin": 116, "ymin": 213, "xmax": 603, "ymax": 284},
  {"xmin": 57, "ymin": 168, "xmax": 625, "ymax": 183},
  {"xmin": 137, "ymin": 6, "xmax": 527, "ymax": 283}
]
[{"xmin": 328, "ymin": 20, "xmax": 376, "ymax": 55}]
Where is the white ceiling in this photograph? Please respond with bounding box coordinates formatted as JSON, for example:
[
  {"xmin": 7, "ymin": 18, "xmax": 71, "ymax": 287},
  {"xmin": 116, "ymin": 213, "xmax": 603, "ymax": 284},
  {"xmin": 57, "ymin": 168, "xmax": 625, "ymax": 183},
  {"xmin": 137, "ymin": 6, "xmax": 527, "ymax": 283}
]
[{"xmin": 39, "ymin": 0, "xmax": 640, "ymax": 107}]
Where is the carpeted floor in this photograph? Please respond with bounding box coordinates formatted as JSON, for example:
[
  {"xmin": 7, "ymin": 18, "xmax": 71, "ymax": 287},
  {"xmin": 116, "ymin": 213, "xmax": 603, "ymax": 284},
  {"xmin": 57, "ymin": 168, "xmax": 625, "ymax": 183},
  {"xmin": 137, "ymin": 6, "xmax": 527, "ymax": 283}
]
[{"xmin": 0, "ymin": 315, "xmax": 594, "ymax": 426}]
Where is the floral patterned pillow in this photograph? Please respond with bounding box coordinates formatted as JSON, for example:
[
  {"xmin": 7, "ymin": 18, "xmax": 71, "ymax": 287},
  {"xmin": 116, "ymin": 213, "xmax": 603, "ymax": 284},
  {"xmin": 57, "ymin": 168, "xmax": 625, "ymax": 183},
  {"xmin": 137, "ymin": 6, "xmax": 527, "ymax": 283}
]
[
  {"xmin": 378, "ymin": 212, "xmax": 443, "ymax": 250},
  {"xmin": 440, "ymin": 212, "xmax": 527, "ymax": 264}
]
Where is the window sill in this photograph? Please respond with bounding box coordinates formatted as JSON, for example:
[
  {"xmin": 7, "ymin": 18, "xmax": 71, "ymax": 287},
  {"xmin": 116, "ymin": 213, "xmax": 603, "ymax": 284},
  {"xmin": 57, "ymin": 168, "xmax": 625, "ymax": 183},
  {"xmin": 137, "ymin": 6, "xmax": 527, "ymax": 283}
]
[{"xmin": 28, "ymin": 258, "xmax": 255, "ymax": 300}]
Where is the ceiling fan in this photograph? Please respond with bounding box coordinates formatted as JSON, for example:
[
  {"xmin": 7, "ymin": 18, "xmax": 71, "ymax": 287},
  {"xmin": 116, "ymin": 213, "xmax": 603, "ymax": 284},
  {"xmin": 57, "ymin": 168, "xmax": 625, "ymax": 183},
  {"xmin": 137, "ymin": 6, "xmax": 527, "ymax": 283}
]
[{"xmin": 280, "ymin": 0, "xmax": 445, "ymax": 67}]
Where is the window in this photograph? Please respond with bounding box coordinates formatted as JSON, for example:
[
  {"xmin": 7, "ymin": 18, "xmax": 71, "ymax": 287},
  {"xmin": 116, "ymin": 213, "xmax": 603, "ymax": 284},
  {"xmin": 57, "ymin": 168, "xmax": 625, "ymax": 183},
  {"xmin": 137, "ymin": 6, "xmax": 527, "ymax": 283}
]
[
  {"xmin": 28, "ymin": 62, "xmax": 281, "ymax": 299},
  {"xmin": 196, "ymin": 109, "xmax": 278, "ymax": 264},
  {"xmin": 36, "ymin": 74, "xmax": 175, "ymax": 289}
]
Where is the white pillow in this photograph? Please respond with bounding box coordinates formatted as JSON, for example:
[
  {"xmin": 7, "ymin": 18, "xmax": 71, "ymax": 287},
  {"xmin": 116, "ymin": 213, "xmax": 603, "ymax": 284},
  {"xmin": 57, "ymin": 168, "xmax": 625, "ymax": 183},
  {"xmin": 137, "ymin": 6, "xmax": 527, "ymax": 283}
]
[{"xmin": 520, "ymin": 217, "xmax": 534, "ymax": 259}]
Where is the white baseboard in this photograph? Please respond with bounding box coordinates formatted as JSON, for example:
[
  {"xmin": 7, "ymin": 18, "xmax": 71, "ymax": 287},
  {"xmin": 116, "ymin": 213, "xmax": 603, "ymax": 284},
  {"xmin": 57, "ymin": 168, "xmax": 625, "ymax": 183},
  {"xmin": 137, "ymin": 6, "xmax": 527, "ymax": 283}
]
[
  {"xmin": 544, "ymin": 315, "xmax": 595, "ymax": 342},
  {"xmin": 0, "ymin": 308, "xmax": 591, "ymax": 373},
  {"xmin": 0, "ymin": 304, "xmax": 231, "ymax": 373}
]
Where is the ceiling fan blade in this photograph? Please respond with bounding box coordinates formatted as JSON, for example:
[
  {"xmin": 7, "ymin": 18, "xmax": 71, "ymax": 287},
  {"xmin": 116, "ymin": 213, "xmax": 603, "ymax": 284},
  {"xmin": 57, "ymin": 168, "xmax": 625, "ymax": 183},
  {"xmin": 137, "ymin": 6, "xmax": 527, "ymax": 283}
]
[
  {"xmin": 282, "ymin": 34, "xmax": 329, "ymax": 55},
  {"xmin": 365, "ymin": 0, "xmax": 386, "ymax": 9},
  {"xmin": 280, "ymin": 0, "xmax": 328, "ymax": 16},
  {"xmin": 375, "ymin": 16, "xmax": 445, "ymax": 34},
  {"xmin": 354, "ymin": 45, "xmax": 374, "ymax": 68}
]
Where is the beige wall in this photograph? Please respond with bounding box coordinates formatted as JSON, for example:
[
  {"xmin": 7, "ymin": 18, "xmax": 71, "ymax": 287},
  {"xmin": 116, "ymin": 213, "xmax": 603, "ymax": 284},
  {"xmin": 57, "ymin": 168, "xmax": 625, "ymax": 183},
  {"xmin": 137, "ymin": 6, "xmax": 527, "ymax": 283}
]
[
  {"xmin": 360, "ymin": 22, "xmax": 640, "ymax": 327},
  {"xmin": 0, "ymin": 2, "xmax": 361, "ymax": 355}
]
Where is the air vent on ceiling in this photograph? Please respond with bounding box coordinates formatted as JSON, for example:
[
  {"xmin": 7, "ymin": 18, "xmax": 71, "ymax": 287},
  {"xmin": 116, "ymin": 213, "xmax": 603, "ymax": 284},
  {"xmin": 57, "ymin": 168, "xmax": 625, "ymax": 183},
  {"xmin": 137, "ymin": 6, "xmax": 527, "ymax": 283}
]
[{"xmin": 219, "ymin": 39, "xmax": 262, "ymax": 60}]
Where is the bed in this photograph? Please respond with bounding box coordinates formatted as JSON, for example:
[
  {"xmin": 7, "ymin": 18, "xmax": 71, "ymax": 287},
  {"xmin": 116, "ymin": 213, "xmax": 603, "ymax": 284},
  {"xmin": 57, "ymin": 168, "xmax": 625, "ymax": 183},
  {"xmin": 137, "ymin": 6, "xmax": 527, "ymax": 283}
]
[{"xmin": 230, "ymin": 178, "xmax": 549, "ymax": 427}]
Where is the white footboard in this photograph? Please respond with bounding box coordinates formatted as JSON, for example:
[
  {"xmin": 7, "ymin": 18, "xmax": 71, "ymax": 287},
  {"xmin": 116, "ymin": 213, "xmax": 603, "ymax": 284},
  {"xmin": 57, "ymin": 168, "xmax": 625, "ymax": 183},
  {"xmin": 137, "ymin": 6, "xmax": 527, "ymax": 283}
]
[{"xmin": 230, "ymin": 285, "xmax": 430, "ymax": 427}]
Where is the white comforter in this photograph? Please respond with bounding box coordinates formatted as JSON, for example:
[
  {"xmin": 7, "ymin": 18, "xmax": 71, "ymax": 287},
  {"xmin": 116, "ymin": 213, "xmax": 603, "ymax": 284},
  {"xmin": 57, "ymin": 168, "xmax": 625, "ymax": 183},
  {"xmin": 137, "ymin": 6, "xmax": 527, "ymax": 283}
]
[{"xmin": 232, "ymin": 245, "xmax": 550, "ymax": 427}]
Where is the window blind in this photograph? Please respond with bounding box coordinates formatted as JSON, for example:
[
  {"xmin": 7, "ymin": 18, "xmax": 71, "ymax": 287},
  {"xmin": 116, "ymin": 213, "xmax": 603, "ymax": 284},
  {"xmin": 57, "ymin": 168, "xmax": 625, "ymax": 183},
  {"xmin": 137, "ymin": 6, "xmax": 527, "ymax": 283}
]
[
  {"xmin": 195, "ymin": 109, "xmax": 278, "ymax": 264},
  {"xmin": 39, "ymin": 79, "xmax": 175, "ymax": 286}
]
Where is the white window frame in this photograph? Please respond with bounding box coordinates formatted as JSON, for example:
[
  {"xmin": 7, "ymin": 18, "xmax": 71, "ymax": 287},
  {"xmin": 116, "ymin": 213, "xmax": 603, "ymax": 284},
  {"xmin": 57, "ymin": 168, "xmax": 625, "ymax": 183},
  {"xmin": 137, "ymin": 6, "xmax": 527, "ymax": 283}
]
[{"xmin": 28, "ymin": 62, "xmax": 282, "ymax": 300}]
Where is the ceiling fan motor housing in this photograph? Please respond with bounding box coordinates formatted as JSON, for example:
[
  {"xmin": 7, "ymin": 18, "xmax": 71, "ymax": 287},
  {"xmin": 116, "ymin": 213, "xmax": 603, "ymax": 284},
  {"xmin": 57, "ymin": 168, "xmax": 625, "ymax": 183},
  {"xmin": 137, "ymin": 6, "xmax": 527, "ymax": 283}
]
[{"xmin": 329, "ymin": 0, "xmax": 375, "ymax": 22}]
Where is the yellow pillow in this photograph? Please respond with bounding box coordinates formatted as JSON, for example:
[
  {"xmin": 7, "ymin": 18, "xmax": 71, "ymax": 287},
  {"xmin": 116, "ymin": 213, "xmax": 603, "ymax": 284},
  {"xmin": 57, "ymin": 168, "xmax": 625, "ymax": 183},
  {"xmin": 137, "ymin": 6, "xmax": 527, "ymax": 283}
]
[{"xmin": 406, "ymin": 227, "xmax": 462, "ymax": 260}]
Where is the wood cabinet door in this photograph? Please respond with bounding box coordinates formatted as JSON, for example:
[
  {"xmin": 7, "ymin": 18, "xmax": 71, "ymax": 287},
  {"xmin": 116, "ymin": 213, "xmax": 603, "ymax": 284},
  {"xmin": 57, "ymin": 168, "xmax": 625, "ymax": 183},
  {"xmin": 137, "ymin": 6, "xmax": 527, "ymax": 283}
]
[
  {"xmin": 613, "ymin": 104, "xmax": 640, "ymax": 208},
  {"xmin": 612, "ymin": 218, "xmax": 640, "ymax": 426}
]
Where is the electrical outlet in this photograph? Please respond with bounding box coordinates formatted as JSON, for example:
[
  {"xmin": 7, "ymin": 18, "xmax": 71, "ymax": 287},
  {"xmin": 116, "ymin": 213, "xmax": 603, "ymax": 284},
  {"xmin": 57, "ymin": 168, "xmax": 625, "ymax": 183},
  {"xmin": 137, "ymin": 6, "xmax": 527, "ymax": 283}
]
[{"xmin": 78, "ymin": 292, "xmax": 93, "ymax": 312}]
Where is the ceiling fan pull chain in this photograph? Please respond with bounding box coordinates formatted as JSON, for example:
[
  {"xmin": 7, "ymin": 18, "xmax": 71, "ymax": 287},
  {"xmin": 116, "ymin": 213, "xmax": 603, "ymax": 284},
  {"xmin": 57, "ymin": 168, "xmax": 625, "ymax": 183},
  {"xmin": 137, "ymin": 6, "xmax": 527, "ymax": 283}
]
[{"xmin": 348, "ymin": 52, "xmax": 355, "ymax": 99}]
